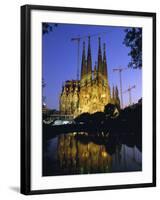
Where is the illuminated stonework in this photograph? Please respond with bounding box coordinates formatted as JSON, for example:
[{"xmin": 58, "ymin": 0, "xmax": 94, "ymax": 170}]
[{"xmin": 59, "ymin": 37, "xmax": 120, "ymax": 116}]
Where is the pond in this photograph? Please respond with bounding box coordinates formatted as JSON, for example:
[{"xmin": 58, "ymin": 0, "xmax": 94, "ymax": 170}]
[{"xmin": 43, "ymin": 132, "xmax": 142, "ymax": 176}]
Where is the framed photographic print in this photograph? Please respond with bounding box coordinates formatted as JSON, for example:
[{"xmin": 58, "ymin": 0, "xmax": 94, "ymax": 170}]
[{"xmin": 21, "ymin": 4, "xmax": 156, "ymax": 195}]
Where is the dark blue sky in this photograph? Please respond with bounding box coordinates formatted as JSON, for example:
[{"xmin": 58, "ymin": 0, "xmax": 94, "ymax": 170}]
[{"xmin": 42, "ymin": 23, "xmax": 142, "ymax": 110}]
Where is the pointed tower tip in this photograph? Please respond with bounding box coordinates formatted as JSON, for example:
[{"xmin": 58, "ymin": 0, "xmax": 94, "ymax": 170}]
[
  {"xmin": 81, "ymin": 40, "xmax": 87, "ymax": 79},
  {"xmin": 88, "ymin": 36, "xmax": 91, "ymax": 47},
  {"xmin": 97, "ymin": 37, "xmax": 102, "ymax": 74},
  {"xmin": 103, "ymin": 43, "xmax": 106, "ymax": 59},
  {"xmin": 98, "ymin": 37, "xmax": 102, "ymax": 52},
  {"xmin": 98, "ymin": 37, "xmax": 101, "ymax": 47},
  {"xmin": 87, "ymin": 35, "xmax": 92, "ymax": 76},
  {"xmin": 88, "ymin": 36, "xmax": 91, "ymax": 49},
  {"xmin": 112, "ymin": 85, "xmax": 115, "ymax": 99},
  {"xmin": 103, "ymin": 43, "xmax": 106, "ymax": 51},
  {"xmin": 94, "ymin": 61, "xmax": 97, "ymax": 70},
  {"xmin": 83, "ymin": 41, "xmax": 85, "ymax": 48},
  {"xmin": 103, "ymin": 42, "xmax": 108, "ymax": 79}
]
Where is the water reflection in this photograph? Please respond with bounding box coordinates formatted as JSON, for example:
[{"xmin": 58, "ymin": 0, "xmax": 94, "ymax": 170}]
[
  {"xmin": 43, "ymin": 132, "xmax": 142, "ymax": 176},
  {"xmin": 58, "ymin": 133, "xmax": 112, "ymax": 174}
]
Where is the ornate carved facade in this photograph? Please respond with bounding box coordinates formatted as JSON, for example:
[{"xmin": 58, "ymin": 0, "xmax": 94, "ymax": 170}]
[{"xmin": 60, "ymin": 37, "xmax": 120, "ymax": 116}]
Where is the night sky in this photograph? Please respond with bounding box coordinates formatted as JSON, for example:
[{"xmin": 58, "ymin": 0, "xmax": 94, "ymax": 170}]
[{"xmin": 42, "ymin": 23, "xmax": 142, "ymax": 110}]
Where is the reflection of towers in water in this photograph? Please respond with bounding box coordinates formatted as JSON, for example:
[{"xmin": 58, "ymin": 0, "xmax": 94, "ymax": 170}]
[
  {"xmin": 57, "ymin": 133, "xmax": 112, "ymax": 174},
  {"xmin": 114, "ymin": 144, "xmax": 122, "ymax": 166},
  {"xmin": 57, "ymin": 134, "xmax": 77, "ymax": 169},
  {"xmin": 123, "ymin": 144, "xmax": 127, "ymax": 170},
  {"xmin": 118, "ymin": 145, "xmax": 140, "ymax": 171},
  {"xmin": 132, "ymin": 146, "xmax": 136, "ymax": 162}
]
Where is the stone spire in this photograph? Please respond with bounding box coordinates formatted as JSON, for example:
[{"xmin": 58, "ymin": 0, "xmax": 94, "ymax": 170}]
[
  {"xmin": 115, "ymin": 86, "xmax": 119, "ymax": 99},
  {"xmin": 97, "ymin": 37, "xmax": 103, "ymax": 74},
  {"xmin": 112, "ymin": 86, "xmax": 115, "ymax": 99},
  {"xmin": 115, "ymin": 85, "xmax": 120, "ymax": 109},
  {"xmin": 81, "ymin": 41, "xmax": 87, "ymax": 79},
  {"xmin": 87, "ymin": 36, "xmax": 92, "ymax": 75},
  {"xmin": 93, "ymin": 61, "xmax": 97, "ymax": 79},
  {"xmin": 94, "ymin": 61, "xmax": 97, "ymax": 71},
  {"xmin": 103, "ymin": 43, "xmax": 108, "ymax": 79}
]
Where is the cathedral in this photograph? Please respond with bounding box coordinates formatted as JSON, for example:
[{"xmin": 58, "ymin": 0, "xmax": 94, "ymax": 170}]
[{"xmin": 59, "ymin": 37, "xmax": 120, "ymax": 117}]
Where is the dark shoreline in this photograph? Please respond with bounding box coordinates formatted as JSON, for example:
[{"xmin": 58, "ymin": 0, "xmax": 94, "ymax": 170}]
[{"xmin": 43, "ymin": 117, "xmax": 141, "ymax": 141}]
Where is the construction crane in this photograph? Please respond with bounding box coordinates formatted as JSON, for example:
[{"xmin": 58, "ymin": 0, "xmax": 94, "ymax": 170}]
[
  {"xmin": 113, "ymin": 67, "xmax": 127, "ymax": 109},
  {"xmin": 71, "ymin": 32, "xmax": 107, "ymax": 80},
  {"xmin": 123, "ymin": 85, "xmax": 136, "ymax": 106}
]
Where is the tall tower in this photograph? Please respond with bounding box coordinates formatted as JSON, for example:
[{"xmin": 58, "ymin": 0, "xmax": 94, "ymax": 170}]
[
  {"xmin": 80, "ymin": 41, "xmax": 87, "ymax": 87},
  {"xmin": 97, "ymin": 37, "xmax": 103, "ymax": 76},
  {"xmin": 112, "ymin": 86, "xmax": 115, "ymax": 99},
  {"xmin": 81, "ymin": 41, "xmax": 87, "ymax": 79},
  {"xmin": 115, "ymin": 85, "xmax": 120, "ymax": 109},
  {"xmin": 93, "ymin": 61, "xmax": 98, "ymax": 80},
  {"xmin": 111, "ymin": 85, "xmax": 120, "ymax": 109},
  {"xmin": 86, "ymin": 36, "xmax": 92, "ymax": 83},
  {"xmin": 103, "ymin": 43, "xmax": 108, "ymax": 80}
]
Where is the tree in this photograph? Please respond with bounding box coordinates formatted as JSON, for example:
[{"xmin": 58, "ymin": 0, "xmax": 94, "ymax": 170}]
[
  {"xmin": 123, "ymin": 28, "xmax": 142, "ymax": 69},
  {"xmin": 91, "ymin": 112, "xmax": 105, "ymax": 124},
  {"xmin": 104, "ymin": 103, "xmax": 119, "ymax": 119},
  {"xmin": 42, "ymin": 78, "xmax": 46, "ymax": 88},
  {"xmin": 74, "ymin": 113, "xmax": 91, "ymax": 123},
  {"xmin": 42, "ymin": 78, "xmax": 46, "ymax": 105},
  {"xmin": 42, "ymin": 23, "xmax": 58, "ymax": 35}
]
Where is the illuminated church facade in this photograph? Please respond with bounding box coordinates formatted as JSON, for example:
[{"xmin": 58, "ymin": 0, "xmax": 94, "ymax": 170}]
[{"xmin": 59, "ymin": 37, "xmax": 120, "ymax": 116}]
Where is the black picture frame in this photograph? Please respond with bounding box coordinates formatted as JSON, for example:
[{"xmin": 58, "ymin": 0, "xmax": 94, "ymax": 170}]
[{"xmin": 21, "ymin": 4, "xmax": 156, "ymax": 195}]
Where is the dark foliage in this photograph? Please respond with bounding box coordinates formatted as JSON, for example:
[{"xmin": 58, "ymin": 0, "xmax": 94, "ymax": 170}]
[
  {"xmin": 42, "ymin": 23, "xmax": 58, "ymax": 35},
  {"xmin": 90, "ymin": 112, "xmax": 106, "ymax": 131},
  {"xmin": 42, "ymin": 78, "xmax": 46, "ymax": 104},
  {"xmin": 74, "ymin": 112, "xmax": 91, "ymax": 123},
  {"xmin": 42, "ymin": 78, "xmax": 46, "ymax": 88},
  {"xmin": 104, "ymin": 103, "xmax": 119, "ymax": 119},
  {"xmin": 123, "ymin": 28, "xmax": 142, "ymax": 69},
  {"xmin": 91, "ymin": 112, "xmax": 105, "ymax": 123}
]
